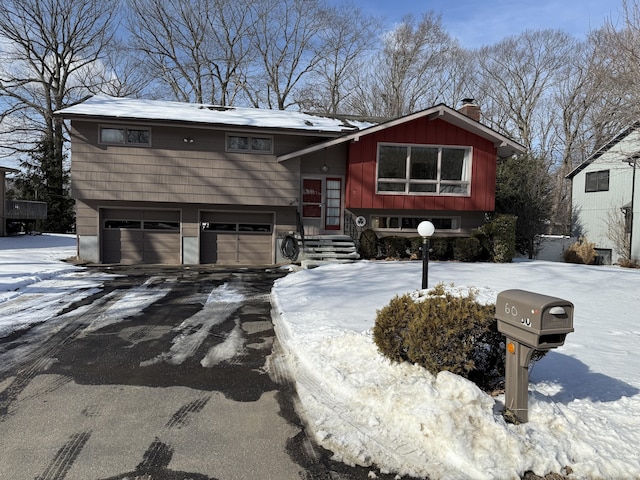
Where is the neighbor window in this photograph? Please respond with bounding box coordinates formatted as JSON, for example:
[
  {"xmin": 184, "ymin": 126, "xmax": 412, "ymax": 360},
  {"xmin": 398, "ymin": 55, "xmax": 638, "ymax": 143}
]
[
  {"xmin": 226, "ymin": 134, "xmax": 273, "ymax": 153},
  {"xmin": 370, "ymin": 216, "xmax": 459, "ymax": 231},
  {"xmin": 100, "ymin": 126, "xmax": 150, "ymax": 146},
  {"xmin": 585, "ymin": 170, "xmax": 609, "ymax": 192},
  {"xmin": 377, "ymin": 144, "xmax": 470, "ymax": 195}
]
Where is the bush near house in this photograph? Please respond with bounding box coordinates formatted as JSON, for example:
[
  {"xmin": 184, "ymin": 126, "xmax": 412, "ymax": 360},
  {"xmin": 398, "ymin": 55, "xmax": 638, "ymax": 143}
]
[
  {"xmin": 563, "ymin": 237, "xmax": 597, "ymax": 264},
  {"xmin": 358, "ymin": 215, "xmax": 517, "ymax": 263},
  {"xmin": 358, "ymin": 228, "xmax": 379, "ymax": 259},
  {"xmin": 372, "ymin": 284, "xmax": 507, "ymax": 391}
]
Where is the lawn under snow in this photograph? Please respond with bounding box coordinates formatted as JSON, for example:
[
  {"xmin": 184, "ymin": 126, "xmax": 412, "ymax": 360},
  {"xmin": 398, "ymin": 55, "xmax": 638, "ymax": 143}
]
[
  {"xmin": 272, "ymin": 260, "xmax": 640, "ymax": 480},
  {"xmin": 2, "ymin": 234, "xmax": 640, "ymax": 480}
]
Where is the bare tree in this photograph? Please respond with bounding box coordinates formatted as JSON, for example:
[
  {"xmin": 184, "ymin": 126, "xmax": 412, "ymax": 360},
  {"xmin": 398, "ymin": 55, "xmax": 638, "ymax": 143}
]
[
  {"xmin": 246, "ymin": 0, "xmax": 329, "ymax": 110},
  {"xmin": 295, "ymin": 4, "xmax": 380, "ymax": 114},
  {"xmin": 598, "ymin": 0, "xmax": 640, "ymax": 125},
  {"xmin": 127, "ymin": 0, "xmax": 255, "ymax": 105},
  {"xmin": 473, "ymin": 29, "xmax": 576, "ymax": 158},
  {"xmin": 350, "ymin": 13, "xmax": 460, "ymax": 117},
  {"xmin": 0, "ymin": 0, "xmax": 119, "ymax": 231}
]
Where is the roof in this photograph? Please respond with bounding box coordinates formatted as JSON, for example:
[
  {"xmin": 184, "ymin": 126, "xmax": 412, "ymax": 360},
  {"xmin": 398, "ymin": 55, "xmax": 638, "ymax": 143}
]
[
  {"xmin": 0, "ymin": 166, "xmax": 19, "ymax": 175},
  {"xmin": 276, "ymin": 104, "xmax": 527, "ymax": 161},
  {"xmin": 55, "ymin": 95, "xmax": 372, "ymax": 135},
  {"xmin": 566, "ymin": 124, "xmax": 640, "ymax": 179}
]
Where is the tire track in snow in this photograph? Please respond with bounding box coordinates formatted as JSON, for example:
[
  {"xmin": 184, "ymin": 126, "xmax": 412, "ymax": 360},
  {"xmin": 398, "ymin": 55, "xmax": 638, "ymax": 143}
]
[
  {"xmin": 0, "ymin": 276, "xmax": 175, "ymax": 416},
  {"xmin": 141, "ymin": 282, "xmax": 245, "ymax": 366}
]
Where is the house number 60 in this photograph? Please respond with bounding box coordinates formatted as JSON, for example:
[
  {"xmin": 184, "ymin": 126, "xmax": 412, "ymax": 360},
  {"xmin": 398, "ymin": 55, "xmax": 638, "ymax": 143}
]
[{"xmin": 504, "ymin": 303, "xmax": 518, "ymax": 316}]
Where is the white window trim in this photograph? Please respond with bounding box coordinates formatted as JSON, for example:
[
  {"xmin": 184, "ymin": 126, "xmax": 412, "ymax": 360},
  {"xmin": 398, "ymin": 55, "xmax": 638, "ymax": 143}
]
[
  {"xmin": 375, "ymin": 143, "xmax": 472, "ymax": 196},
  {"xmin": 99, "ymin": 125, "xmax": 152, "ymax": 147},
  {"xmin": 225, "ymin": 133, "xmax": 274, "ymax": 154},
  {"xmin": 370, "ymin": 215, "xmax": 461, "ymax": 232}
]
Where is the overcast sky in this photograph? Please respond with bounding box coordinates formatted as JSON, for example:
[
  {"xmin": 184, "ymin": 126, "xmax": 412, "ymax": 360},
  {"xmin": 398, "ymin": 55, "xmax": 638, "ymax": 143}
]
[{"xmin": 344, "ymin": 0, "xmax": 621, "ymax": 48}]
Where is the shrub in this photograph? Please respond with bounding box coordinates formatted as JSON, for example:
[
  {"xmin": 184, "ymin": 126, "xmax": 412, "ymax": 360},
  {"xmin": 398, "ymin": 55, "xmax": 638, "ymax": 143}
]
[
  {"xmin": 563, "ymin": 237, "xmax": 597, "ymax": 264},
  {"xmin": 477, "ymin": 214, "xmax": 517, "ymax": 263},
  {"xmin": 408, "ymin": 236, "xmax": 424, "ymax": 258},
  {"xmin": 373, "ymin": 284, "xmax": 508, "ymax": 391},
  {"xmin": 453, "ymin": 237, "xmax": 483, "ymax": 262},
  {"xmin": 359, "ymin": 229, "xmax": 379, "ymax": 259},
  {"xmin": 379, "ymin": 236, "xmax": 410, "ymax": 259},
  {"xmin": 429, "ymin": 237, "xmax": 453, "ymax": 260}
]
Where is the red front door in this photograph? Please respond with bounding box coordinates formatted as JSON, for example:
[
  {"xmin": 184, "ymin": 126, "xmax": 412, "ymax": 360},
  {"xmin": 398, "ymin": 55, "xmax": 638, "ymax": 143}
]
[{"xmin": 301, "ymin": 177, "xmax": 342, "ymax": 232}]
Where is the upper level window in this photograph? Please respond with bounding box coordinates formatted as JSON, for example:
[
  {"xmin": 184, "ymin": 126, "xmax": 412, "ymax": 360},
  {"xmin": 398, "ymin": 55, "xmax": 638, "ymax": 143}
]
[
  {"xmin": 100, "ymin": 126, "xmax": 150, "ymax": 146},
  {"xmin": 377, "ymin": 144, "xmax": 471, "ymax": 195},
  {"xmin": 585, "ymin": 170, "xmax": 609, "ymax": 192},
  {"xmin": 226, "ymin": 134, "xmax": 273, "ymax": 154}
]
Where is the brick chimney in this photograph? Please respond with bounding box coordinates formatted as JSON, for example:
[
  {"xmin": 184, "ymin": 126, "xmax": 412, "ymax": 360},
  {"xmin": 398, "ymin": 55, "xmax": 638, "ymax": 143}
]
[{"xmin": 458, "ymin": 98, "xmax": 481, "ymax": 122}]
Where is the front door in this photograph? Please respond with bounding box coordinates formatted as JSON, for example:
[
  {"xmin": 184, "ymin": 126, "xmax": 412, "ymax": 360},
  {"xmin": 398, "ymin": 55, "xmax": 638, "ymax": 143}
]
[{"xmin": 302, "ymin": 177, "xmax": 342, "ymax": 233}]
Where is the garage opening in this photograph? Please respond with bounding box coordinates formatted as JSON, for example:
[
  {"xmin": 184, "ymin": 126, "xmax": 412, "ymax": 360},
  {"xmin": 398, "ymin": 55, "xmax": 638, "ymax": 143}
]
[
  {"xmin": 200, "ymin": 211, "xmax": 273, "ymax": 264},
  {"xmin": 102, "ymin": 209, "xmax": 181, "ymax": 264}
]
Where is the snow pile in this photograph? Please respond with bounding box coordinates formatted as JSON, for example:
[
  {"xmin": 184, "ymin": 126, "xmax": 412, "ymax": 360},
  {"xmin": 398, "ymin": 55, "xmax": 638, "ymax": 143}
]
[{"xmin": 272, "ymin": 261, "xmax": 640, "ymax": 480}]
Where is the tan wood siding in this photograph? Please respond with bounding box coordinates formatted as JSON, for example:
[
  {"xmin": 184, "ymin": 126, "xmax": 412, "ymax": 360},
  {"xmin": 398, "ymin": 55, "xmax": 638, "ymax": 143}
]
[{"xmin": 70, "ymin": 122, "xmax": 306, "ymax": 207}]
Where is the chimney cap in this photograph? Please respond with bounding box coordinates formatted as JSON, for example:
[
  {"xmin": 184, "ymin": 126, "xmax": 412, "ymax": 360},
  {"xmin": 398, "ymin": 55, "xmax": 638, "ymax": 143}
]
[{"xmin": 461, "ymin": 98, "xmax": 477, "ymax": 106}]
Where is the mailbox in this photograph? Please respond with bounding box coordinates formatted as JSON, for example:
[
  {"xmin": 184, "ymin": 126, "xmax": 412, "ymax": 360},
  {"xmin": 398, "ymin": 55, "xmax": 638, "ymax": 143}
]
[
  {"xmin": 496, "ymin": 289, "xmax": 574, "ymax": 349},
  {"xmin": 495, "ymin": 289, "xmax": 574, "ymax": 423}
]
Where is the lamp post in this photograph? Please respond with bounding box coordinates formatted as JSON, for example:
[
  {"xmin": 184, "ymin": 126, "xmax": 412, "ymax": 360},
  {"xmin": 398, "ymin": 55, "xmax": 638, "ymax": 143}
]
[{"xmin": 417, "ymin": 221, "xmax": 435, "ymax": 289}]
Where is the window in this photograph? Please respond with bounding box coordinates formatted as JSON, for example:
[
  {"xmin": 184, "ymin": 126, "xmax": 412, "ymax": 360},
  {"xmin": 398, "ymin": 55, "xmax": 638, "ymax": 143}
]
[
  {"xmin": 201, "ymin": 222, "xmax": 272, "ymax": 233},
  {"xmin": 226, "ymin": 134, "xmax": 273, "ymax": 153},
  {"xmin": 104, "ymin": 220, "xmax": 179, "ymax": 230},
  {"xmin": 104, "ymin": 220, "xmax": 142, "ymax": 229},
  {"xmin": 585, "ymin": 170, "xmax": 609, "ymax": 192},
  {"xmin": 100, "ymin": 126, "xmax": 150, "ymax": 146},
  {"xmin": 377, "ymin": 144, "xmax": 470, "ymax": 195},
  {"xmin": 370, "ymin": 216, "xmax": 459, "ymax": 231}
]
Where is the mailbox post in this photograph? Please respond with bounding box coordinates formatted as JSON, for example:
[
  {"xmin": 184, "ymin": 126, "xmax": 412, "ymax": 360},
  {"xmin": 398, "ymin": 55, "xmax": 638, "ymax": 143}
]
[{"xmin": 495, "ymin": 289, "xmax": 574, "ymax": 423}]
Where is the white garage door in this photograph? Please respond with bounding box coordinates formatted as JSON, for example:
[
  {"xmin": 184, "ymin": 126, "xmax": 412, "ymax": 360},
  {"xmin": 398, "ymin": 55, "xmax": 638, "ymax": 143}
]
[
  {"xmin": 200, "ymin": 212, "xmax": 273, "ymax": 265},
  {"xmin": 102, "ymin": 209, "xmax": 181, "ymax": 264}
]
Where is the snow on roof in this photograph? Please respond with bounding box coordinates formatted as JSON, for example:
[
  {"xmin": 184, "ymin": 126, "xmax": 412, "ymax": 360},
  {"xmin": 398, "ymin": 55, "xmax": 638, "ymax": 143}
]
[{"xmin": 55, "ymin": 95, "xmax": 370, "ymax": 134}]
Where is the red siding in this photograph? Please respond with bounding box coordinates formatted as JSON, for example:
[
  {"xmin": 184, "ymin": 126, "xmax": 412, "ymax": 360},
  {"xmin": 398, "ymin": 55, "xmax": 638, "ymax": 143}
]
[{"xmin": 345, "ymin": 117, "xmax": 497, "ymax": 212}]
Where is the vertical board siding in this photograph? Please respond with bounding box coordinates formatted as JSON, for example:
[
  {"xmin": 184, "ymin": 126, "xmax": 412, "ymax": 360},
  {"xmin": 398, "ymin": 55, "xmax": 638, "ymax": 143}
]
[{"xmin": 346, "ymin": 118, "xmax": 497, "ymax": 212}]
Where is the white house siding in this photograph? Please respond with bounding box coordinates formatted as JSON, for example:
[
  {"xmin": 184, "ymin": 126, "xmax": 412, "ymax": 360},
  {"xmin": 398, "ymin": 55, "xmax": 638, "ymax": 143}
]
[{"xmin": 571, "ymin": 130, "xmax": 640, "ymax": 263}]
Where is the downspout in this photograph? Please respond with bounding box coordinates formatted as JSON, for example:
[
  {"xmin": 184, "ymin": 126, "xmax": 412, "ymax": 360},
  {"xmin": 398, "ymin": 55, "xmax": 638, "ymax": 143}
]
[{"xmin": 629, "ymin": 158, "xmax": 637, "ymax": 261}]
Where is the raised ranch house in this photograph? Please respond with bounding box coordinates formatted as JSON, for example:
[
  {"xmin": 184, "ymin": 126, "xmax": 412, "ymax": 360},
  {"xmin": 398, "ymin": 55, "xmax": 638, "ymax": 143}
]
[
  {"xmin": 56, "ymin": 96, "xmax": 525, "ymax": 266},
  {"xmin": 567, "ymin": 125, "xmax": 640, "ymax": 264}
]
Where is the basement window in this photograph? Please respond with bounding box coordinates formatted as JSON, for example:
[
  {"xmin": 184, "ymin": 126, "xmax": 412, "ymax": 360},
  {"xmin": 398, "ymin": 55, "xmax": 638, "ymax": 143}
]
[{"xmin": 370, "ymin": 216, "xmax": 459, "ymax": 231}]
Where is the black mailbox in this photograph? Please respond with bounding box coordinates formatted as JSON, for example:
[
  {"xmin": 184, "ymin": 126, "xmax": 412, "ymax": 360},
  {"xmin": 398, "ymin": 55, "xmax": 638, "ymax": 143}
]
[{"xmin": 495, "ymin": 289, "xmax": 574, "ymax": 423}]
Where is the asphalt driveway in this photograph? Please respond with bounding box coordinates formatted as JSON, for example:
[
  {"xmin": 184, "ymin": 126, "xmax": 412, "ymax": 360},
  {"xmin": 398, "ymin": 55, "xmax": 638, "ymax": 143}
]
[{"xmin": 0, "ymin": 266, "xmax": 405, "ymax": 480}]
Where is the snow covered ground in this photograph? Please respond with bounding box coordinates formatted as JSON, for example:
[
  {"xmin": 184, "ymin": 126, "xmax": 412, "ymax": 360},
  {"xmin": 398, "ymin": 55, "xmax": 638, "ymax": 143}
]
[
  {"xmin": 2, "ymin": 234, "xmax": 640, "ymax": 480},
  {"xmin": 271, "ymin": 261, "xmax": 640, "ymax": 480}
]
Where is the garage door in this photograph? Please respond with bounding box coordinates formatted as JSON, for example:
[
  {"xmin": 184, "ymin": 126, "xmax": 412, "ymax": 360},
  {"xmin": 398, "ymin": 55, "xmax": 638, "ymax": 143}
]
[
  {"xmin": 200, "ymin": 212, "xmax": 273, "ymax": 265},
  {"xmin": 102, "ymin": 209, "xmax": 181, "ymax": 264}
]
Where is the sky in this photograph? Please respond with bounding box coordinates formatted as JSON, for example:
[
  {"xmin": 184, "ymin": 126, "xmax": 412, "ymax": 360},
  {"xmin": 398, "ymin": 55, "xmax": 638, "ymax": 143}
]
[
  {"xmin": 1, "ymin": 234, "xmax": 639, "ymax": 479},
  {"xmin": 345, "ymin": 0, "xmax": 621, "ymax": 48}
]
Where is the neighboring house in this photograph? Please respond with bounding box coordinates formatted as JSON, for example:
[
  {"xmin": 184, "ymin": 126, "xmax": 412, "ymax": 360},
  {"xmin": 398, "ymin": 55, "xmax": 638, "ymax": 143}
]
[
  {"xmin": 55, "ymin": 96, "xmax": 525, "ymax": 265},
  {"xmin": 1, "ymin": 166, "xmax": 48, "ymax": 236},
  {"xmin": 567, "ymin": 125, "xmax": 640, "ymax": 264}
]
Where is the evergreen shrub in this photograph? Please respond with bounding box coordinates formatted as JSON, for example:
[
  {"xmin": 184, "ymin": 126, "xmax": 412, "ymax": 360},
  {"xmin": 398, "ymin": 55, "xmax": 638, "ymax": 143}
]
[
  {"xmin": 373, "ymin": 284, "xmax": 506, "ymax": 391},
  {"xmin": 429, "ymin": 237, "xmax": 453, "ymax": 260},
  {"xmin": 453, "ymin": 237, "xmax": 483, "ymax": 262},
  {"xmin": 478, "ymin": 214, "xmax": 517, "ymax": 263},
  {"xmin": 359, "ymin": 229, "xmax": 379, "ymax": 259},
  {"xmin": 379, "ymin": 236, "xmax": 410, "ymax": 259}
]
